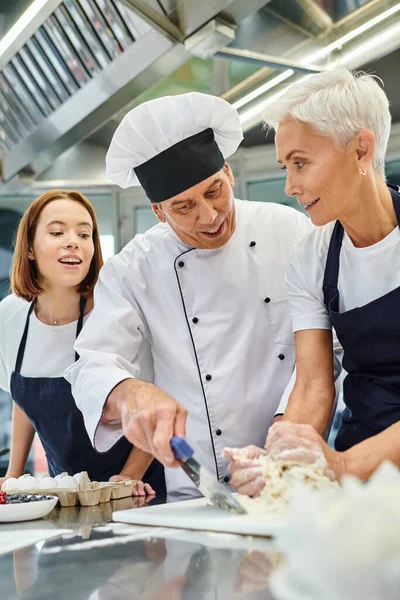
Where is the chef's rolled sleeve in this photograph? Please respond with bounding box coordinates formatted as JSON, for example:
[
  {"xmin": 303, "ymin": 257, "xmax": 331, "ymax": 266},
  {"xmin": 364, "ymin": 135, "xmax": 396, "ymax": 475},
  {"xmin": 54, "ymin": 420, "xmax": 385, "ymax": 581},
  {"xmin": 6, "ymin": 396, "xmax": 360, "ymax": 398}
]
[
  {"xmin": 66, "ymin": 356, "xmax": 133, "ymax": 451},
  {"xmin": 64, "ymin": 248, "xmax": 149, "ymax": 452}
]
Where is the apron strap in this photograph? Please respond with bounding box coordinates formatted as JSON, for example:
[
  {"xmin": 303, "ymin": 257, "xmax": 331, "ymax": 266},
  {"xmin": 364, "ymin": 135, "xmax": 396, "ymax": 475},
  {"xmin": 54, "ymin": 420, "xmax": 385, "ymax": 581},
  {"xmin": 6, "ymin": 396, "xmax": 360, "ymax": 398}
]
[
  {"xmin": 15, "ymin": 297, "xmax": 87, "ymax": 373},
  {"xmin": 75, "ymin": 296, "xmax": 87, "ymax": 361},
  {"xmin": 388, "ymin": 184, "xmax": 400, "ymax": 225},
  {"xmin": 322, "ymin": 220, "xmax": 344, "ymax": 308},
  {"xmin": 322, "ymin": 184, "xmax": 400, "ymax": 309},
  {"xmin": 15, "ymin": 302, "xmax": 35, "ymax": 374}
]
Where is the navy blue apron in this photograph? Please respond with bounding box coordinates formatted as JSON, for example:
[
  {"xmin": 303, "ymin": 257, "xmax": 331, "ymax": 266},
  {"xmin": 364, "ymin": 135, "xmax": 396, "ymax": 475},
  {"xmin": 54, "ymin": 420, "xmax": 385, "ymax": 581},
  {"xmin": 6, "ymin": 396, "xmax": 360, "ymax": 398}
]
[
  {"xmin": 10, "ymin": 297, "xmax": 165, "ymax": 492},
  {"xmin": 323, "ymin": 185, "xmax": 400, "ymax": 451}
]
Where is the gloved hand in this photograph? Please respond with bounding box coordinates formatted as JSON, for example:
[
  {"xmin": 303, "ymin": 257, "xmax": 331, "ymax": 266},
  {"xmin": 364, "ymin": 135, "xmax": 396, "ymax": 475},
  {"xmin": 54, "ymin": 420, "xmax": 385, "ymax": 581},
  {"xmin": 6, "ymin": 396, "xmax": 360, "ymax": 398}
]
[
  {"xmin": 223, "ymin": 445, "xmax": 267, "ymax": 497},
  {"xmin": 265, "ymin": 421, "xmax": 338, "ymax": 480}
]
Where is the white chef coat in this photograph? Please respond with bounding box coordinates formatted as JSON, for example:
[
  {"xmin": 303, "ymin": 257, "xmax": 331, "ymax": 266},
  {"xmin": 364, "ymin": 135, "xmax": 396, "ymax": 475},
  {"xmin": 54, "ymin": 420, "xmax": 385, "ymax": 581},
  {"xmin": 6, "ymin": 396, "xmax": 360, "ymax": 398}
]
[{"xmin": 65, "ymin": 199, "xmax": 314, "ymax": 496}]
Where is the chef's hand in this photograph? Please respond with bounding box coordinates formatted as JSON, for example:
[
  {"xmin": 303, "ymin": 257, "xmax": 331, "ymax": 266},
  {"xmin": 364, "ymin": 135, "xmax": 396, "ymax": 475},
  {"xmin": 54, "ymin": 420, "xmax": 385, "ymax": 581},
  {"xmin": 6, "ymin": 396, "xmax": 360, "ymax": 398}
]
[
  {"xmin": 265, "ymin": 421, "xmax": 342, "ymax": 480},
  {"xmin": 103, "ymin": 378, "xmax": 187, "ymax": 468},
  {"xmin": 109, "ymin": 474, "xmax": 155, "ymax": 496},
  {"xmin": 223, "ymin": 445, "xmax": 267, "ymax": 497}
]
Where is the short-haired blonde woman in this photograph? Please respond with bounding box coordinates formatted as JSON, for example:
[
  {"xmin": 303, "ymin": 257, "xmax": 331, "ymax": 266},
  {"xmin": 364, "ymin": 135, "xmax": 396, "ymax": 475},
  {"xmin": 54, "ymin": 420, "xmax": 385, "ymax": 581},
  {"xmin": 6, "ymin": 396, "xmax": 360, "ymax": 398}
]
[
  {"xmin": 225, "ymin": 68, "xmax": 400, "ymax": 495},
  {"xmin": 0, "ymin": 189, "xmax": 164, "ymax": 495}
]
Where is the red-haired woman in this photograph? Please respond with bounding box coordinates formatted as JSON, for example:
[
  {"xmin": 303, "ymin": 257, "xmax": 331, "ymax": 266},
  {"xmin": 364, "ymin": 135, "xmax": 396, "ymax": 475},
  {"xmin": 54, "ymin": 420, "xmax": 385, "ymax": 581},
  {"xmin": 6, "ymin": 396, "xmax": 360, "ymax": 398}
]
[{"xmin": 0, "ymin": 189, "xmax": 164, "ymax": 495}]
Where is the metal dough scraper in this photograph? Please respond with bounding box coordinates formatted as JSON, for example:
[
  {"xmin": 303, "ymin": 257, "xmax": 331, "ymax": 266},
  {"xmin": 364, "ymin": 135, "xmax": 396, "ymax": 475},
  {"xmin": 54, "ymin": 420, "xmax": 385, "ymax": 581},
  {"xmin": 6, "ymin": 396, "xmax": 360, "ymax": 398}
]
[{"xmin": 170, "ymin": 436, "xmax": 247, "ymax": 514}]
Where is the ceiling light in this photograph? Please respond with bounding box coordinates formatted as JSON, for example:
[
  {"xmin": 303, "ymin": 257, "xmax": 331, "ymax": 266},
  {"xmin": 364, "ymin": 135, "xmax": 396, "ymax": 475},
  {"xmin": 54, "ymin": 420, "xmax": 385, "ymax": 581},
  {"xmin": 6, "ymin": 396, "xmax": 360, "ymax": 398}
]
[
  {"xmin": 238, "ymin": 75, "xmax": 311, "ymax": 128},
  {"xmin": 234, "ymin": 2, "xmax": 400, "ymax": 113},
  {"xmin": 233, "ymin": 70, "xmax": 294, "ymax": 110},
  {"xmin": 302, "ymin": 2, "xmax": 400, "ymax": 64},
  {"xmin": 338, "ymin": 19, "xmax": 400, "ymax": 67}
]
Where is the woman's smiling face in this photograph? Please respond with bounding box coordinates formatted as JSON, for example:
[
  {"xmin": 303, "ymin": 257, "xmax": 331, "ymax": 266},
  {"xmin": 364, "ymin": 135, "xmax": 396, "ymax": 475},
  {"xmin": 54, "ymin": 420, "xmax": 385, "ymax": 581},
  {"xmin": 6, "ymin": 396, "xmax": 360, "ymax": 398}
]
[
  {"xmin": 276, "ymin": 118, "xmax": 361, "ymax": 226},
  {"xmin": 30, "ymin": 199, "xmax": 95, "ymax": 290}
]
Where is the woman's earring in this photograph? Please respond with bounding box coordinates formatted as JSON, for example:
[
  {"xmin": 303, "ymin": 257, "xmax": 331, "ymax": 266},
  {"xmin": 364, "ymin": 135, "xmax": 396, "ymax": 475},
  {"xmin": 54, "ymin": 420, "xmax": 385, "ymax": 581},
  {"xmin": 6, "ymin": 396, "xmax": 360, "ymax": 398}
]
[{"xmin": 359, "ymin": 168, "xmax": 367, "ymax": 176}]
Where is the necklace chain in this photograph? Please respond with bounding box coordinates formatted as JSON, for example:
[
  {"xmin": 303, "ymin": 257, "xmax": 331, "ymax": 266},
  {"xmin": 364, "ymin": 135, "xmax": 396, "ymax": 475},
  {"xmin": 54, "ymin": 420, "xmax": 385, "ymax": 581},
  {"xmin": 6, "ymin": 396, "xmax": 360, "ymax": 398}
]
[{"xmin": 36, "ymin": 302, "xmax": 80, "ymax": 326}]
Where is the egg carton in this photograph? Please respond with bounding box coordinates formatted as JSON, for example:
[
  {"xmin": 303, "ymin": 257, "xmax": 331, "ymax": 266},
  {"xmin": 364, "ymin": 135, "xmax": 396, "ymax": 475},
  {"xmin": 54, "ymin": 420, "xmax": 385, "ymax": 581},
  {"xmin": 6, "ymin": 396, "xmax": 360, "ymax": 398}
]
[{"xmin": 1, "ymin": 472, "xmax": 134, "ymax": 507}]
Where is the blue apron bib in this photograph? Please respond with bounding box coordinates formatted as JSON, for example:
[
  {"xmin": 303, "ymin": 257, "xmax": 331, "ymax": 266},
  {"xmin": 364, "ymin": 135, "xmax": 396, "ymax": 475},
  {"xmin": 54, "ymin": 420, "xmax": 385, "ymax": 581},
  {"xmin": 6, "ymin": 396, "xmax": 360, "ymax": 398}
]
[
  {"xmin": 323, "ymin": 185, "xmax": 400, "ymax": 451},
  {"xmin": 10, "ymin": 297, "xmax": 165, "ymax": 492}
]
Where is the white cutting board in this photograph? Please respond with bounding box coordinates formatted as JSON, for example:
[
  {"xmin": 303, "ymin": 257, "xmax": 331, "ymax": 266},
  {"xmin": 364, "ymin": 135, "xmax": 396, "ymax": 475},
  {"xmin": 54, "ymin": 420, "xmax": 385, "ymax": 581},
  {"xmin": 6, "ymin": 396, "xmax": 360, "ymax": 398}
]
[{"xmin": 112, "ymin": 497, "xmax": 286, "ymax": 537}]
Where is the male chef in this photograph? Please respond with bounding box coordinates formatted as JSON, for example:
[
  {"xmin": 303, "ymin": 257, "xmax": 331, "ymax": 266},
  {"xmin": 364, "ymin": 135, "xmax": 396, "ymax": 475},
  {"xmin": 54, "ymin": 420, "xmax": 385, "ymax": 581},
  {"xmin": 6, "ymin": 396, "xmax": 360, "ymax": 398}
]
[{"xmin": 66, "ymin": 92, "xmax": 339, "ymax": 496}]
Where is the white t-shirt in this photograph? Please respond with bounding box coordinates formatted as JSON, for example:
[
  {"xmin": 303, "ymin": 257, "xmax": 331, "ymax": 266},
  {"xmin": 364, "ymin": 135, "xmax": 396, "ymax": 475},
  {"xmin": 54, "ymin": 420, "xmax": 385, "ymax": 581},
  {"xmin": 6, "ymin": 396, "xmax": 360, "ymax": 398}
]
[
  {"xmin": 0, "ymin": 293, "xmax": 90, "ymax": 394},
  {"xmin": 286, "ymin": 221, "xmax": 400, "ymax": 331}
]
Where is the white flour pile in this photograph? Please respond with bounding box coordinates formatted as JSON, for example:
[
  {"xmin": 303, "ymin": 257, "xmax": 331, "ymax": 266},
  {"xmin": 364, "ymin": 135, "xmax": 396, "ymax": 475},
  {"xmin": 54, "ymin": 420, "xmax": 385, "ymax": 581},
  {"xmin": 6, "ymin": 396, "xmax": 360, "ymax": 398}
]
[
  {"xmin": 237, "ymin": 454, "xmax": 339, "ymax": 516},
  {"xmin": 269, "ymin": 462, "xmax": 400, "ymax": 600}
]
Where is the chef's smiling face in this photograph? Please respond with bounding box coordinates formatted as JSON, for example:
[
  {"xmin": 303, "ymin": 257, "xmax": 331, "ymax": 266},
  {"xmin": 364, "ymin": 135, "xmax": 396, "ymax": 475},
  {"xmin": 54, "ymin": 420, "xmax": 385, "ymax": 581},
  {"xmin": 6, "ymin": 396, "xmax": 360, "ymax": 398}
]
[
  {"xmin": 151, "ymin": 164, "xmax": 236, "ymax": 249},
  {"xmin": 30, "ymin": 199, "xmax": 95, "ymax": 290},
  {"xmin": 276, "ymin": 118, "xmax": 363, "ymax": 226}
]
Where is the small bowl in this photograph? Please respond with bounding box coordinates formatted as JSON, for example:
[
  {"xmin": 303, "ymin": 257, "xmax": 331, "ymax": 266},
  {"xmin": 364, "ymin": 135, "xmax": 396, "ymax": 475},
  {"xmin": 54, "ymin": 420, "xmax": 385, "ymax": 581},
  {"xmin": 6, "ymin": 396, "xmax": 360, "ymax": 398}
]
[{"xmin": 0, "ymin": 496, "xmax": 58, "ymax": 523}]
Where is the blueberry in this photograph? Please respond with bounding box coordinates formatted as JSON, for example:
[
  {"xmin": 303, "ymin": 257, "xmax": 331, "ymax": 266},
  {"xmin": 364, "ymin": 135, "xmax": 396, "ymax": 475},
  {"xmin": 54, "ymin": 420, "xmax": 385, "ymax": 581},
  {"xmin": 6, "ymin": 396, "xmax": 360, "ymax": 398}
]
[{"xmin": 2, "ymin": 493, "xmax": 52, "ymax": 505}]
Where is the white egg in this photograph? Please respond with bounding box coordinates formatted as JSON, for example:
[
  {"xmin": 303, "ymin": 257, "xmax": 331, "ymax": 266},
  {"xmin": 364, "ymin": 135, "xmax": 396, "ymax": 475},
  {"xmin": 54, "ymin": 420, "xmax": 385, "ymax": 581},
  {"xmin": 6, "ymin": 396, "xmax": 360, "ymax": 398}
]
[
  {"xmin": 57, "ymin": 476, "xmax": 78, "ymax": 490},
  {"xmin": 2, "ymin": 477, "xmax": 19, "ymax": 491},
  {"xmin": 54, "ymin": 474, "xmax": 63, "ymax": 481},
  {"xmin": 38, "ymin": 477, "xmax": 57, "ymax": 489},
  {"xmin": 19, "ymin": 476, "xmax": 38, "ymax": 490},
  {"xmin": 18, "ymin": 474, "xmax": 30, "ymax": 481},
  {"xmin": 73, "ymin": 472, "xmax": 82, "ymax": 483}
]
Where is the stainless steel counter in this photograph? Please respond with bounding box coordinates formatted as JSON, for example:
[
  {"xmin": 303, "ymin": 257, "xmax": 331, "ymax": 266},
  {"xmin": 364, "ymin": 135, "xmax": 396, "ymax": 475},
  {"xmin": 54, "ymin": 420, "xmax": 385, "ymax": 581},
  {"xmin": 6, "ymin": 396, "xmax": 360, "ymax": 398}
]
[{"xmin": 0, "ymin": 495, "xmax": 281, "ymax": 599}]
